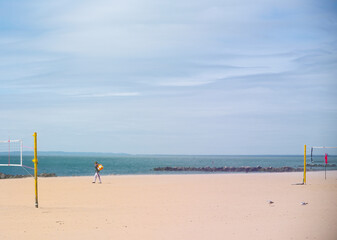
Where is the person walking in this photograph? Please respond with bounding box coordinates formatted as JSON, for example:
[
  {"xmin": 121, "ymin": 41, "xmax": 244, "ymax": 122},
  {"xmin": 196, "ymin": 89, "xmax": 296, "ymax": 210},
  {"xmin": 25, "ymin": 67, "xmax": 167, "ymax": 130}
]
[{"xmin": 92, "ymin": 161, "xmax": 102, "ymax": 184}]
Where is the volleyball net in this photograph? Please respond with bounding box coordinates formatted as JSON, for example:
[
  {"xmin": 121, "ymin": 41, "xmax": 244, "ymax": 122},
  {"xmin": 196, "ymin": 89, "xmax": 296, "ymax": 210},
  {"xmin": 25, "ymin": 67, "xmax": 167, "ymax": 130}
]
[
  {"xmin": 310, "ymin": 147, "xmax": 337, "ymax": 165},
  {"xmin": 0, "ymin": 133, "xmax": 39, "ymax": 208},
  {"xmin": 303, "ymin": 145, "xmax": 337, "ymax": 184},
  {"xmin": 0, "ymin": 139, "xmax": 23, "ymax": 166}
]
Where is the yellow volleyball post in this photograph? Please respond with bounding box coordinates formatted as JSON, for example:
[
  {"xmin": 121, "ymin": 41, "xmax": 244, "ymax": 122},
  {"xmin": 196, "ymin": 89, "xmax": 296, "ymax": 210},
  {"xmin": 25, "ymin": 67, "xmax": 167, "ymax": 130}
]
[
  {"xmin": 303, "ymin": 145, "xmax": 306, "ymax": 184},
  {"xmin": 32, "ymin": 132, "xmax": 38, "ymax": 208}
]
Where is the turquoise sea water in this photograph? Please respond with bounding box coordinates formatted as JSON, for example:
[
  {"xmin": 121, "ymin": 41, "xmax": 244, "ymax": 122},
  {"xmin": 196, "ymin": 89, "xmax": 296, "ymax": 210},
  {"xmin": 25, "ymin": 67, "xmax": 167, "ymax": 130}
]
[{"xmin": 1, "ymin": 153, "xmax": 337, "ymax": 176}]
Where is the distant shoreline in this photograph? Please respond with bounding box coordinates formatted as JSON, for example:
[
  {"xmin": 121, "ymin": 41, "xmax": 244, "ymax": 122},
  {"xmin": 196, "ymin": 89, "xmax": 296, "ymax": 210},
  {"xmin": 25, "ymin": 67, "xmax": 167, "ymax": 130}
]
[{"xmin": 1, "ymin": 151, "xmax": 311, "ymax": 157}]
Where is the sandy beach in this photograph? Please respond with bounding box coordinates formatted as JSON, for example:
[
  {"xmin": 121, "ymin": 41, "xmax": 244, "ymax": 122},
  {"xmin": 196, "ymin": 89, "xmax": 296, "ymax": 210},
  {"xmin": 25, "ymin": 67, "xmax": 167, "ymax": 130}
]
[{"xmin": 1, "ymin": 171, "xmax": 336, "ymax": 240}]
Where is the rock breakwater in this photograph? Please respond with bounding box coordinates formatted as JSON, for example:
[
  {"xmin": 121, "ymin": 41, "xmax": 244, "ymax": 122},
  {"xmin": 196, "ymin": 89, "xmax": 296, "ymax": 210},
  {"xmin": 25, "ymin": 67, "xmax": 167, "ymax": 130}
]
[
  {"xmin": 153, "ymin": 166, "xmax": 303, "ymax": 173},
  {"xmin": 306, "ymin": 163, "xmax": 336, "ymax": 167},
  {"xmin": 0, "ymin": 172, "xmax": 56, "ymax": 179}
]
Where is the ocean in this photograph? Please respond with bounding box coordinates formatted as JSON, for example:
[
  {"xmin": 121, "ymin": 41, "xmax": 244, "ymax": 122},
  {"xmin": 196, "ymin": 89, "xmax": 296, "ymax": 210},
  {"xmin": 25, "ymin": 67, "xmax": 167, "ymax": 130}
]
[{"xmin": 1, "ymin": 153, "xmax": 337, "ymax": 176}]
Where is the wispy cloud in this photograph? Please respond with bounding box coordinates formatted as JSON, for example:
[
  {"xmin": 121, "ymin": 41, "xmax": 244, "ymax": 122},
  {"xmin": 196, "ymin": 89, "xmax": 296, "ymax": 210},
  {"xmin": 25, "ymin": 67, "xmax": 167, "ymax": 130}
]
[
  {"xmin": 156, "ymin": 76, "xmax": 215, "ymax": 87},
  {"xmin": 0, "ymin": 0, "xmax": 336, "ymax": 154},
  {"xmin": 74, "ymin": 92, "xmax": 140, "ymax": 98},
  {"xmin": 158, "ymin": 81, "xmax": 214, "ymax": 87}
]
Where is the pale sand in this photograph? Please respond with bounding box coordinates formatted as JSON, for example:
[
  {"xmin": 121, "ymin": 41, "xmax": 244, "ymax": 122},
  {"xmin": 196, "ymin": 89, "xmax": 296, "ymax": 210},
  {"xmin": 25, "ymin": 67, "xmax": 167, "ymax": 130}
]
[{"xmin": 1, "ymin": 171, "xmax": 337, "ymax": 240}]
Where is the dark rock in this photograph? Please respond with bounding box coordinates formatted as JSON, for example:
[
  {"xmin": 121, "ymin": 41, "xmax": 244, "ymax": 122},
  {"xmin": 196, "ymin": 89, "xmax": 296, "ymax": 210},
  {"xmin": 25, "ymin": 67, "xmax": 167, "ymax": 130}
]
[
  {"xmin": 38, "ymin": 173, "xmax": 57, "ymax": 177},
  {"xmin": 0, "ymin": 172, "xmax": 56, "ymax": 179},
  {"xmin": 306, "ymin": 163, "xmax": 337, "ymax": 167}
]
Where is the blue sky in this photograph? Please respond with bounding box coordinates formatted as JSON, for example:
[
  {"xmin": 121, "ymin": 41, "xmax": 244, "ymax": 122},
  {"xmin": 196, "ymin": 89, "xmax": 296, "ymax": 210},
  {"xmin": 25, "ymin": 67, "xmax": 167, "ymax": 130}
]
[{"xmin": 0, "ymin": 0, "xmax": 336, "ymax": 154}]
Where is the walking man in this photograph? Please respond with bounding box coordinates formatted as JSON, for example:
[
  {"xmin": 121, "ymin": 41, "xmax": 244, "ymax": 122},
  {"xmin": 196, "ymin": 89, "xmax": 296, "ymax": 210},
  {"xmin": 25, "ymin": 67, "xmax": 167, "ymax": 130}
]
[{"xmin": 92, "ymin": 161, "xmax": 102, "ymax": 184}]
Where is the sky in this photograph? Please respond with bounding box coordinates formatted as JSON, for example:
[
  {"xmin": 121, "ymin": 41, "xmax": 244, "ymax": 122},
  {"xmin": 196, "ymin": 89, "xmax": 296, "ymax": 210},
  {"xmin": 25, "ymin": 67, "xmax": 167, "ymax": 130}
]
[{"xmin": 0, "ymin": 0, "xmax": 336, "ymax": 154}]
